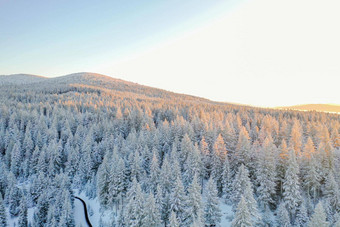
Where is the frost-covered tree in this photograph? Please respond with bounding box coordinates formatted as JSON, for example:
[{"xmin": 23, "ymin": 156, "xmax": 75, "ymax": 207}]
[
  {"xmin": 231, "ymin": 196, "xmax": 252, "ymax": 227},
  {"xmin": 256, "ymin": 136, "xmax": 277, "ymax": 208},
  {"xmin": 170, "ymin": 176, "xmax": 188, "ymax": 224},
  {"xmin": 18, "ymin": 196, "xmax": 28, "ymax": 227},
  {"xmin": 123, "ymin": 179, "xmax": 145, "ymax": 226},
  {"xmin": 204, "ymin": 177, "xmax": 221, "ymax": 226},
  {"xmin": 187, "ymin": 174, "xmax": 203, "ymax": 225},
  {"xmin": 277, "ymin": 202, "xmax": 291, "ymax": 227},
  {"xmin": 308, "ymin": 202, "xmax": 329, "ymax": 227},
  {"xmin": 97, "ymin": 153, "xmax": 112, "ymax": 207},
  {"xmin": 169, "ymin": 211, "xmax": 180, "ymax": 227},
  {"xmin": 8, "ymin": 186, "xmax": 21, "ymax": 217},
  {"xmin": 0, "ymin": 193, "xmax": 7, "ymax": 227},
  {"xmin": 149, "ymin": 150, "xmax": 160, "ymax": 193},
  {"xmin": 222, "ymin": 155, "xmax": 232, "ymax": 202},
  {"xmin": 295, "ymin": 202, "xmax": 308, "ymax": 227},
  {"xmin": 142, "ymin": 193, "xmax": 161, "ymax": 227},
  {"xmin": 232, "ymin": 164, "xmax": 251, "ymax": 207},
  {"xmin": 283, "ymin": 149, "xmax": 302, "ymax": 220},
  {"xmin": 323, "ymin": 171, "xmax": 340, "ymax": 212},
  {"xmin": 232, "ymin": 126, "xmax": 252, "ymax": 170}
]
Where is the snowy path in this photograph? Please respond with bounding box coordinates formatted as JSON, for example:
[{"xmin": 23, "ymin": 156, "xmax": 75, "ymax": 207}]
[
  {"xmin": 74, "ymin": 196, "xmax": 91, "ymax": 227},
  {"xmin": 74, "ymin": 196, "xmax": 93, "ymax": 227}
]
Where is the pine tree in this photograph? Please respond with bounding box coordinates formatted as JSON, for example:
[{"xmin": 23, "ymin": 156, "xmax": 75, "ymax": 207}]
[
  {"xmin": 187, "ymin": 174, "xmax": 203, "ymax": 225},
  {"xmin": 18, "ymin": 196, "xmax": 28, "ymax": 227},
  {"xmin": 183, "ymin": 144, "xmax": 202, "ymax": 187},
  {"xmin": 124, "ymin": 179, "xmax": 145, "ymax": 227},
  {"xmin": 8, "ymin": 186, "xmax": 21, "ymax": 217},
  {"xmin": 169, "ymin": 211, "xmax": 180, "ymax": 227},
  {"xmin": 232, "ymin": 164, "xmax": 251, "ymax": 207},
  {"xmin": 232, "ymin": 126, "xmax": 252, "ymax": 170},
  {"xmin": 295, "ymin": 203, "xmax": 308, "ymax": 227},
  {"xmin": 308, "ymin": 202, "xmax": 329, "ymax": 227},
  {"xmin": 277, "ymin": 202, "xmax": 291, "ymax": 227},
  {"xmin": 303, "ymin": 155, "xmax": 321, "ymax": 201},
  {"xmin": 142, "ymin": 193, "xmax": 161, "ymax": 227},
  {"xmin": 222, "ymin": 155, "xmax": 232, "ymax": 202},
  {"xmin": 170, "ymin": 176, "xmax": 188, "ymax": 224},
  {"xmin": 283, "ymin": 149, "xmax": 302, "ymax": 220},
  {"xmin": 97, "ymin": 153, "xmax": 111, "ymax": 207},
  {"xmin": 243, "ymin": 180, "xmax": 260, "ymax": 223},
  {"xmin": 149, "ymin": 150, "xmax": 160, "ymax": 193},
  {"xmin": 0, "ymin": 193, "xmax": 7, "ymax": 227},
  {"xmin": 10, "ymin": 141, "xmax": 22, "ymax": 177},
  {"xmin": 59, "ymin": 190, "xmax": 75, "ymax": 227},
  {"xmin": 231, "ymin": 196, "xmax": 252, "ymax": 227},
  {"xmin": 323, "ymin": 172, "xmax": 340, "ymax": 212},
  {"xmin": 256, "ymin": 136, "xmax": 277, "ymax": 208},
  {"xmin": 204, "ymin": 177, "xmax": 221, "ymax": 226},
  {"xmin": 200, "ymin": 136, "xmax": 211, "ymax": 179},
  {"xmin": 33, "ymin": 192, "xmax": 49, "ymax": 227}
]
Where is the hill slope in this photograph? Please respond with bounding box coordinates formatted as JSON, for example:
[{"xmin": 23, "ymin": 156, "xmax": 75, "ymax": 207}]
[
  {"xmin": 0, "ymin": 74, "xmax": 47, "ymax": 85},
  {"xmin": 278, "ymin": 104, "xmax": 340, "ymax": 113}
]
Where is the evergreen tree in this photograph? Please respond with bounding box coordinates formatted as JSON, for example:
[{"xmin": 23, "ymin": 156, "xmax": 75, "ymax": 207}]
[
  {"xmin": 149, "ymin": 150, "xmax": 160, "ymax": 193},
  {"xmin": 222, "ymin": 155, "xmax": 232, "ymax": 202},
  {"xmin": 187, "ymin": 174, "xmax": 203, "ymax": 225},
  {"xmin": 255, "ymin": 136, "xmax": 277, "ymax": 208},
  {"xmin": 277, "ymin": 202, "xmax": 291, "ymax": 227},
  {"xmin": 323, "ymin": 172, "xmax": 340, "ymax": 212},
  {"xmin": 295, "ymin": 203, "xmax": 308, "ymax": 227},
  {"xmin": 124, "ymin": 179, "xmax": 145, "ymax": 227},
  {"xmin": 232, "ymin": 164, "xmax": 251, "ymax": 207},
  {"xmin": 231, "ymin": 196, "xmax": 252, "ymax": 227},
  {"xmin": 169, "ymin": 211, "xmax": 180, "ymax": 227},
  {"xmin": 8, "ymin": 186, "xmax": 21, "ymax": 217},
  {"xmin": 283, "ymin": 149, "xmax": 302, "ymax": 220},
  {"xmin": 0, "ymin": 193, "xmax": 7, "ymax": 227},
  {"xmin": 170, "ymin": 176, "xmax": 188, "ymax": 224},
  {"xmin": 18, "ymin": 196, "xmax": 28, "ymax": 227},
  {"xmin": 204, "ymin": 177, "xmax": 221, "ymax": 226},
  {"xmin": 142, "ymin": 193, "xmax": 161, "ymax": 227},
  {"xmin": 308, "ymin": 202, "xmax": 329, "ymax": 227}
]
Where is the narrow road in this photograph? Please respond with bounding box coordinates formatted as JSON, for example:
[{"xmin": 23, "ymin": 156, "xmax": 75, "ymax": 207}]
[{"xmin": 74, "ymin": 196, "xmax": 93, "ymax": 227}]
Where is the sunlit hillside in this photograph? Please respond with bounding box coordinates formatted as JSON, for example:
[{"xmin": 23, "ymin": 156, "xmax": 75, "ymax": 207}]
[
  {"xmin": 278, "ymin": 104, "xmax": 340, "ymax": 113},
  {"xmin": 0, "ymin": 72, "xmax": 339, "ymax": 226}
]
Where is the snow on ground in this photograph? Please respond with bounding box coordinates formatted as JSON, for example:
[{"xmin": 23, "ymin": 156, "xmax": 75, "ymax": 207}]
[
  {"xmin": 73, "ymin": 190, "xmax": 113, "ymax": 227},
  {"xmin": 74, "ymin": 198, "xmax": 88, "ymax": 227},
  {"xmin": 219, "ymin": 199, "xmax": 234, "ymax": 227}
]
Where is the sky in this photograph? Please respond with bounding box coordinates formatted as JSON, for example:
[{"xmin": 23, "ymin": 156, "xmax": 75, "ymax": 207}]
[{"xmin": 0, "ymin": 0, "xmax": 339, "ymax": 107}]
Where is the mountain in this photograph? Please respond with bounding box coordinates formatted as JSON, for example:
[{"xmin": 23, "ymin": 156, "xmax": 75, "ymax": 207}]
[
  {"xmin": 1, "ymin": 72, "xmax": 339, "ymax": 227},
  {"xmin": 277, "ymin": 104, "xmax": 340, "ymax": 113},
  {"xmin": 0, "ymin": 73, "xmax": 47, "ymax": 85},
  {"xmin": 0, "ymin": 72, "xmax": 232, "ymax": 106}
]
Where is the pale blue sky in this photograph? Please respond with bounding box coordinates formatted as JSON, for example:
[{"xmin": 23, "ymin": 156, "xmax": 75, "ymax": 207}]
[{"xmin": 1, "ymin": 0, "xmax": 339, "ymax": 107}]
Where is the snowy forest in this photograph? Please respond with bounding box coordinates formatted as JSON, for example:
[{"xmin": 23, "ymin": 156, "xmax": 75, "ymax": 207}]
[{"xmin": 0, "ymin": 73, "xmax": 339, "ymax": 227}]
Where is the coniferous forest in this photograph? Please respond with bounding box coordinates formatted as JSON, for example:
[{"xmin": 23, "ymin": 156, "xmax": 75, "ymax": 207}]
[{"xmin": 0, "ymin": 73, "xmax": 339, "ymax": 226}]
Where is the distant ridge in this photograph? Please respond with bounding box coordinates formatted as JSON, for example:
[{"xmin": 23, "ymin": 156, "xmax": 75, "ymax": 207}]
[
  {"xmin": 0, "ymin": 74, "xmax": 47, "ymax": 85},
  {"xmin": 277, "ymin": 104, "xmax": 340, "ymax": 113}
]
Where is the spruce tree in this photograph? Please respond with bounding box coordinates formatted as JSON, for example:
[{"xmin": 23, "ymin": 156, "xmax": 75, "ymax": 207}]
[
  {"xmin": 142, "ymin": 193, "xmax": 161, "ymax": 227},
  {"xmin": 204, "ymin": 177, "xmax": 221, "ymax": 226},
  {"xmin": 0, "ymin": 193, "xmax": 7, "ymax": 227},
  {"xmin": 169, "ymin": 211, "xmax": 180, "ymax": 227},
  {"xmin": 231, "ymin": 196, "xmax": 252, "ymax": 227},
  {"xmin": 308, "ymin": 202, "xmax": 329, "ymax": 227},
  {"xmin": 170, "ymin": 176, "xmax": 188, "ymax": 224},
  {"xmin": 18, "ymin": 196, "xmax": 28, "ymax": 227},
  {"xmin": 187, "ymin": 174, "xmax": 203, "ymax": 225},
  {"xmin": 283, "ymin": 149, "xmax": 301, "ymax": 220},
  {"xmin": 277, "ymin": 202, "xmax": 291, "ymax": 227}
]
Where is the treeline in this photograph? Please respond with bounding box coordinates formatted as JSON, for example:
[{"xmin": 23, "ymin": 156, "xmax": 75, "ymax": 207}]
[{"xmin": 0, "ymin": 77, "xmax": 339, "ymax": 226}]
